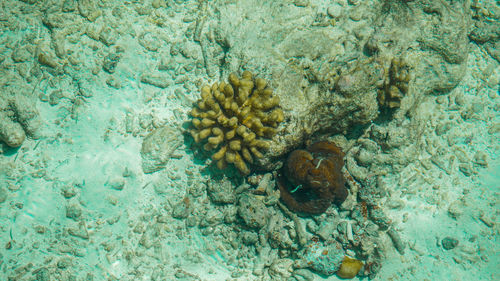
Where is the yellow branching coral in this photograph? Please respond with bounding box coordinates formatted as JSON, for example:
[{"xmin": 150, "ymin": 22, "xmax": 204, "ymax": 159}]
[
  {"xmin": 377, "ymin": 58, "xmax": 410, "ymax": 109},
  {"xmin": 189, "ymin": 71, "xmax": 284, "ymax": 175}
]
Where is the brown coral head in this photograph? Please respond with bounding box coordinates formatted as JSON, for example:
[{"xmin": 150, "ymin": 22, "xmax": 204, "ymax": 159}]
[{"xmin": 279, "ymin": 141, "xmax": 347, "ymax": 215}]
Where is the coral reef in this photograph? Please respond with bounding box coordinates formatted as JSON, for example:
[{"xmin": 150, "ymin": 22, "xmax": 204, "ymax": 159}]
[
  {"xmin": 189, "ymin": 71, "xmax": 284, "ymax": 175},
  {"xmin": 377, "ymin": 58, "xmax": 410, "ymax": 109},
  {"xmin": 176, "ymin": 0, "xmax": 471, "ymax": 176},
  {"xmin": 0, "ymin": 1, "xmax": 492, "ymax": 280},
  {"xmin": 278, "ymin": 141, "xmax": 348, "ymax": 215}
]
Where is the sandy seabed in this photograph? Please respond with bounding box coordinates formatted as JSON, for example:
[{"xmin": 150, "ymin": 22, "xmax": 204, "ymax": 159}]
[{"xmin": 0, "ymin": 0, "xmax": 498, "ymax": 280}]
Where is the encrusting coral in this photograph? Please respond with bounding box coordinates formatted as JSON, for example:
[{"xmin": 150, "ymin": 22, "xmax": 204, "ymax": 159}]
[
  {"xmin": 278, "ymin": 141, "xmax": 348, "ymax": 215},
  {"xmin": 189, "ymin": 71, "xmax": 284, "ymax": 175},
  {"xmin": 377, "ymin": 58, "xmax": 410, "ymax": 109}
]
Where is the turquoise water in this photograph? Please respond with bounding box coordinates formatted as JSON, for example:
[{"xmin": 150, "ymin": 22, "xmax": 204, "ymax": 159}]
[{"xmin": 0, "ymin": 1, "xmax": 498, "ymax": 280}]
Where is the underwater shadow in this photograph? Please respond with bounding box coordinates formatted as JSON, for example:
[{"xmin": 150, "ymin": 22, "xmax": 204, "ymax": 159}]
[{"xmin": 181, "ymin": 125, "xmax": 245, "ymax": 186}]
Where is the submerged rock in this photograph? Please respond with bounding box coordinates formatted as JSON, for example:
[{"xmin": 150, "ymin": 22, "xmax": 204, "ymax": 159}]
[
  {"xmin": 0, "ymin": 92, "xmax": 42, "ymax": 148},
  {"xmin": 298, "ymin": 240, "xmax": 345, "ymax": 276},
  {"xmin": 237, "ymin": 193, "xmax": 269, "ymax": 229},
  {"xmin": 141, "ymin": 125, "xmax": 182, "ymax": 173}
]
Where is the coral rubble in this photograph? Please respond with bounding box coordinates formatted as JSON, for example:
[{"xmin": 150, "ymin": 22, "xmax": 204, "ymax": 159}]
[
  {"xmin": 278, "ymin": 141, "xmax": 348, "ymax": 215},
  {"xmin": 0, "ymin": 94, "xmax": 41, "ymax": 148},
  {"xmin": 141, "ymin": 125, "xmax": 183, "ymax": 174},
  {"xmin": 189, "ymin": 71, "xmax": 284, "ymax": 175},
  {"xmin": 298, "ymin": 239, "xmax": 345, "ymax": 276},
  {"xmin": 0, "ymin": 111, "xmax": 25, "ymax": 148}
]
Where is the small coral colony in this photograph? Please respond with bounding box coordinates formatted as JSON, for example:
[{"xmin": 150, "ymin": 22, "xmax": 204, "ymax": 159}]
[{"xmin": 189, "ymin": 71, "xmax": 283, "ymax": 175}]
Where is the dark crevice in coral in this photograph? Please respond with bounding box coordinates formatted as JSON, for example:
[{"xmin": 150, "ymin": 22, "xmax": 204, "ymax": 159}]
[
  {"xmin": 344, "ymin": 122, "xmax": 373, "ymax": 141},
  {"xmin": 373, "ymin": 108, "xmax": 397, "ymax": 125}
]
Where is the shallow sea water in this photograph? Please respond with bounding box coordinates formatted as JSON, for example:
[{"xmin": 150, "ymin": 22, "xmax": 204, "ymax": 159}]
[{"xmin": 0, "ymin": 1, "xmax": 498, "ymax": 280}]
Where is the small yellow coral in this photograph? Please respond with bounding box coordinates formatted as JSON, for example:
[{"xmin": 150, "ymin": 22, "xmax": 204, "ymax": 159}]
[
  {"xmin": 337, "ymin": 256, "xmax": 363, "ymax": 279},
  {"xmin": 189, "ymin": 71, "xmax": 283, "ymax": 175}
]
